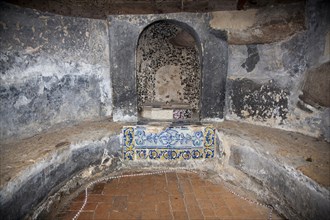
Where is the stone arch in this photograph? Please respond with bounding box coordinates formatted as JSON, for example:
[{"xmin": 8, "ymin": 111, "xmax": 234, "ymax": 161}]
[{"xmin": 136, "ymin": 20, "xmax": 202, "ymax": 121}]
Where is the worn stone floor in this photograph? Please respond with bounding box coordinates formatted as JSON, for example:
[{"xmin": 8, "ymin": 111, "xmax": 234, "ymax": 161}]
[{"xmin": 56, "ymin": 172, "xmax": 282, "ymax": 220}]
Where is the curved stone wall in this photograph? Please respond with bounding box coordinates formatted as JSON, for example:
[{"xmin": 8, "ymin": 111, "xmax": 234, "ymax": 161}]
[
  {"xmin": 1, "ymin": 122, "xmax": 329, "ymax": 220},
  {"xmin": 223, "ymin": 0, "xmax": 330, "ymax": 140},
  {"xmin": 2, "ymin": 0, "xmax": 328, "ymax": 140},
  {"xmin": 0, "ymin": 1, "xmax": 329, "ymax": 220},
  {"xmin": 0, "ymin": 2, "xmax": 112, "ymax": 141},
  {"xmin": 0, "ymin": 135, "xmax": 120, "ymax": 219}
]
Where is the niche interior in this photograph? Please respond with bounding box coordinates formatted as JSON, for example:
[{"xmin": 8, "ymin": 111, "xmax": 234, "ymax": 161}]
[{"xmin": 136, "ymin": 20, "xmax": 201, "ymax": 122}]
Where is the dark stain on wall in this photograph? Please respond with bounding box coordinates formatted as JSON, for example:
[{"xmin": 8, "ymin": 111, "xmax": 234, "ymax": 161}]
[
  {"xmin": 209, "ymin": 28, "xmax": 228, "ymax": 41},
  {"xmin": 241, "ymin": 45, "xmax": 260, "ymax": 72},
  {"xmin": 229, "ymin": 78, "xmax": 289, "ymax": 123},
  {"xmin": 280, "ymin": 33, "xmax": 306, "ymax": 76},
  {"xmin": 0, "ymin": 2, "xmax": 111, "ymax": 140},
  {"xmin": 0, "ymin": 75, "xmax": 101, "ymax": 138}
]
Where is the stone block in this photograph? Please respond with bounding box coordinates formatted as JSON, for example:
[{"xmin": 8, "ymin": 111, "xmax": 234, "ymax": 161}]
[
  {"xmin": 300, "ymin": 62, "xmax": 330, "ymax": 108},
  {"xmin": 229, "ymin": 145, "xmax": 330, "ymax": 220},
  {"xmin": 209, "ymin": 2, "xmax": 305, "ymax": 44}
]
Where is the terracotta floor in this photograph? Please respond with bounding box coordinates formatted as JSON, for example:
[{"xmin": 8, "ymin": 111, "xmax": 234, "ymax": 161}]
[{"xmin": 57, "ymin": 172, "xmax": 282, "ymax": 220}]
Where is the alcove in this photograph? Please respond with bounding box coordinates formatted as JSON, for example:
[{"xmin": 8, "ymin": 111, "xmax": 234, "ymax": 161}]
[
  {"xmin": 109, "ymin": 14, "xmax": 228, "ymax": 122},
  {"xmin": 136, "ymin": 20, "xmax": 201, "ymax": 121}
]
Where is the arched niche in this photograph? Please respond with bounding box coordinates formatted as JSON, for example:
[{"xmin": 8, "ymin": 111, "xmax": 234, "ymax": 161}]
[
  {"xmin": 136, "ymin": 20, "xmax": 202, "ymax": 122},
  {"xmin": 109, "ymin": 13, "xmax": 228, "ymax": 122}
]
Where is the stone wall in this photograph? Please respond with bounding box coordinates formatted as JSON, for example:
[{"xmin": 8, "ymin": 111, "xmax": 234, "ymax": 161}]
[
  {"xmin": 109, "ymin": 13, "xmax": 228, "ymax": 122},
  {"xmin": 0, "ymin": 3, "xmax": 112, "ymax": 140},
  {"xmin": 5, "ymin": 0, "xmax": 305, "ymax": 19},
  {"xmin": 209, "ymin": 1, "xmax": 330, "ymax": 140},
  {"xmin": 1, "ymin": 0, "xmax": 329, "ymax": 141}
]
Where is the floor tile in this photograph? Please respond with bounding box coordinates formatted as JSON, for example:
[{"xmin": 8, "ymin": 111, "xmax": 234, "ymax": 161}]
[
  {"xmin": 112, "ymin": 196, "xmax": 128, "ymax": 212},
  {"xmin": 183, "ymin": 193, "xmax": 199, "ymax": 207},
  {"xmin": 214, "ymin": 206, "xmax": 233, "ymax": 218},
  {"xmin": 201, "ymin": 208, "xmax": 216, "ymax": 217},
  {"xmin": 56, "ymin": 172, "xmax": 283, "ymax": 220},
  {"xmin": 170, "ymin": 196, "xmax": 186, "ymax": 211},
  {"xmin": 76, "ymin": 211, "xmax": 94, "ymax": 220},
  {"xmin": 173, "ymin": 211, "xmax": 189, "ymax": 219},
  {"xmin": 94, "ymin": 203, "xmax": 111, "ymax": 219},
  {"xmin": 197, "ymin": 199, "xmax": 213, "ymax": 209},
  {"xmin": 186, "ymin": 205, "xmax": 204, "ymax": 219}
]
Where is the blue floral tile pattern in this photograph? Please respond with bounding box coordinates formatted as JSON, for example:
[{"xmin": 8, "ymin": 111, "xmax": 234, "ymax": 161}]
[{"xmin": 122, "ymin": 126, "xmax": 217, "ymax": 160}]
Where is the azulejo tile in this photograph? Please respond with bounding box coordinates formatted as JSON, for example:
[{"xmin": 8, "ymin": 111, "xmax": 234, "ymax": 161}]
[{"xmin": 122, "ymin": 126, "xmax": 219, "ymax": 161}]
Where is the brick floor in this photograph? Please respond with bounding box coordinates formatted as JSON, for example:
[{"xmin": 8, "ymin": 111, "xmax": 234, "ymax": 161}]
[{"xmin": 57, "ymin": 172, "xmax": 283, "ymax": 220}]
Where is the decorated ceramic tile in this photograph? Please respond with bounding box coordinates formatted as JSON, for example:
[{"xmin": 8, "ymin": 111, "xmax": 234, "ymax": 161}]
[{"xmin": 122, "ymin": 126, "xmax": 217, "ymax": 160}]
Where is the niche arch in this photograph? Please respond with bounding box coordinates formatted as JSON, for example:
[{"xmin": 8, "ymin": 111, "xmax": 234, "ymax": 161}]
[
  {"xmin": 109, "ymin": 13, "xmax": 228, "ymax": 122},
  {"xmin": 136, "ymin": 20, "xmax": 202, "ymax": 121}
]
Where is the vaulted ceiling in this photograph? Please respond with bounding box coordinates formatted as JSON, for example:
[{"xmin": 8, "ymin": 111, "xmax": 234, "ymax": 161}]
[{"xmin": 4, "ymin": 0, "xmax": 304, "ymax": 19}]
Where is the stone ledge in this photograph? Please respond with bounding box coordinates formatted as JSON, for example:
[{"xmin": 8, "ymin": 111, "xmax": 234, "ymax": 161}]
[
  {"xmin": 0, "ymin": 120, "xmax": 123, "ymax": 219},
  {"xmin": 216, "ymin": 121, "xmax": 330, "ymax": 188},
  {"xmin": 217, "ymin": 121, "xmax": 330, "ymax": 220},
  {"xmin": 0, "ymin": 120, "xmax": 329, "ymax": 219},
  {"xmin": 229, "ymin": 145, "xmax": 329, "ymax": 220}
]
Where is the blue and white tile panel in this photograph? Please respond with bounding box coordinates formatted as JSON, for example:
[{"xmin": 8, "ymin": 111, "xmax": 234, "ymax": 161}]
[{"xmin": 122, "ymin": 126, "xmax": 217, "ymax": 160}]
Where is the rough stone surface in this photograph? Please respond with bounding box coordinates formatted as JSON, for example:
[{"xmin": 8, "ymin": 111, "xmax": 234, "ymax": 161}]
[
  {"xmin": 0, "ymin": 2, "xmax": 112, "ymax": 140},
  {"xmin": 228, "ymin": 79, "xmax": 289, "ymax": 123},
  {"xmin": 154, "ymin": 65, "xmax": 185, "ymax": 104},
  {"xmin": 136, "ymin": 21, "xmax": 201, "ymax": 113},
  {"xmin": 109, "ymin": 13, "xmax": 228, "ymax": 122},
  {"xmin": 300, "ymin": 62, "xmax": 330, "ymax": 108},
  {"xmin": 226, "ymin": 0, "xmax": 330, "ymax": 140},
  {"xmin": 229, "ymin": 145, "xmax": 329, "ymax": 220},
  {"xmin": 227, "ymin": 40, "xmax": 306, "ymax": 88},
  {"xmin": 169, "ymin": 29, "xmax": 196, "ymax": 48},
  {"xmin": 0, "ymin": 138, "xmax": 120, "ymax": 220},
  {"xmin": 0, "ymin": 1, "xmax": 329, "ymax": 220},
  {"xmin": 304, "ymin": 0, "xmax": 330, "ymax": 67},
  {"xmin": 322, "ymin": 31, "xmax": 330, "ymax": 62},
  {"xmin": 209, "ymin": 2, "xmax": 305, "ymax": 44},
  {"xmin": 216, "ymin": 121, "xmax": 330, "ymax": 220},
  {"xmin": 109, "ymin": 18, "xmax": 140, "ymax": 122},
  {"xmin": 1, "ymin": 119, "xmax": 329, "ymax": 220},
  {"xmin": 0, "ymin": 120, "xmax": 122, "ymax": 220},
  {"xmin": 3, "ymin": 0, "xmax": 305, "ymax": 19}
]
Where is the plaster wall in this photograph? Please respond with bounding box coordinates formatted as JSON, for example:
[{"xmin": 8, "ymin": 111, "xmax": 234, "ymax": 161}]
[
  {"xmin": 1, "ymin": 0, "xmax": 329, "ymax": 141},
  {"xmin": 0, "ymin": 3, "xmax": 112, "ymax": 141},
  {"xmin": 211, "ymin": 0, "xmax": 330, "ymax": 140},
  {"xmin": 0, "ymin": 2, "xmax": 329, "ymax": 220}
]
